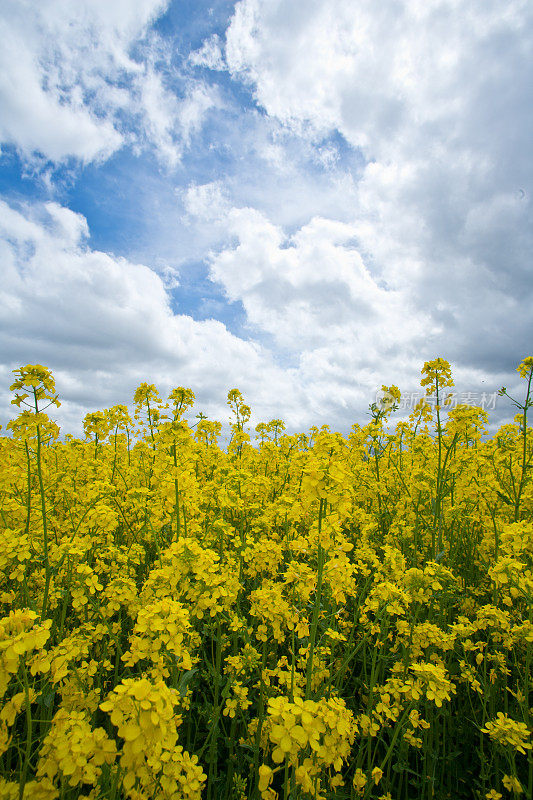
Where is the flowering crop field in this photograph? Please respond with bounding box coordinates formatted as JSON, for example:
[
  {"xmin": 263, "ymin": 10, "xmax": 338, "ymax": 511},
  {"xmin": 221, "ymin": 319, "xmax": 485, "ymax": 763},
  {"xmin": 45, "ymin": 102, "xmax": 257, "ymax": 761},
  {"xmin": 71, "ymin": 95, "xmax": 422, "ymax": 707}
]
[{"xmin": 0, "ymin": 358, "xmax": 532, "ymax": 800}]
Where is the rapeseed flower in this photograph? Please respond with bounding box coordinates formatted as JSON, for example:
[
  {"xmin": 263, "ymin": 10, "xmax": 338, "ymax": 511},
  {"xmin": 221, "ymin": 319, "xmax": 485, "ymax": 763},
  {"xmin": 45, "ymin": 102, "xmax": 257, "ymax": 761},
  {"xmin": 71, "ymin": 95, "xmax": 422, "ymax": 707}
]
[
  {"xmin": 1, "ymin": 357, "xmax": 532, "ymax": 798},
  {"xmin": 481, "ymin": 713, "xmax": 532, "ymax": 754}
]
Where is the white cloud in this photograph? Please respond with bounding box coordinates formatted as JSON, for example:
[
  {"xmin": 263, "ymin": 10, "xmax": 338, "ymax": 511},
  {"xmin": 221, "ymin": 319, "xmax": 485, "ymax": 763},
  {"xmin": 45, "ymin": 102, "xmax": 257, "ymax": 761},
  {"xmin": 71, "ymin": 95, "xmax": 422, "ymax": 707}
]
[
  {"xmin": 225, "ymin": 0, "xmax": 532, "ymax": 161},
  {"xmin": 0, "ymin": 24, "xmax": 122, "ymax": 163},
  {"xmin": 189, "ymin": 193, "xmax": 437, "ymax": 416},
  {"xmin": 0, "ymin": 191, "xmax": 524, "ymax": 436},
  {"xmin": 178, "ymin": 83, "xmax": 221, "ymax": 148},
  {"xmin": 189, "ymin": 34, "xmax": 226, "ymax": 70},
  {"xmin": 220, "ymin": 0, "xmax": 533, "ymax": 376},
  {"xmin": 0, "ymin": 0, "xmax": 217, "ymax": 166},
  {"xmin": 137, "ymin": 67, "xmax": 220, "ymax": 167},
  {"xmin": 0, "ymin": 196, "xmax": 457, "ymax": 436},
  {"xmin": 0, "ymin": 199, "xmax": 307, "ymax": 433},
  {"xmin": 185, "ymin": 181, "xmax": 529, "ymax": 431},
  {"xmin": 184, "ymin": 181, "xmax": 230, "ymax": 220}
]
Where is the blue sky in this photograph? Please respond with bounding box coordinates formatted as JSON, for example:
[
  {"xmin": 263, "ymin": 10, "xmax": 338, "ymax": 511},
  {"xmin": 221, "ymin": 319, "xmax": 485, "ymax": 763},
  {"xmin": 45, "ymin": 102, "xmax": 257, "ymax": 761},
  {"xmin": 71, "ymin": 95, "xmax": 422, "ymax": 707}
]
[{"xmin": 1, "ymin": 0, "xmax": 532, "ymax": 434}]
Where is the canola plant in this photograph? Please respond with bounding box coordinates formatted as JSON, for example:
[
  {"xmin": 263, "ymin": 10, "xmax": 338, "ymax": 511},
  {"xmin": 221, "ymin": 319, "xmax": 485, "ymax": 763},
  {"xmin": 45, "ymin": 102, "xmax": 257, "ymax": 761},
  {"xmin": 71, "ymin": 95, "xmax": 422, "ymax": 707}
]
[{"xmin": 0, "ymin": 358, "xmax": 532, "ymax": 800}]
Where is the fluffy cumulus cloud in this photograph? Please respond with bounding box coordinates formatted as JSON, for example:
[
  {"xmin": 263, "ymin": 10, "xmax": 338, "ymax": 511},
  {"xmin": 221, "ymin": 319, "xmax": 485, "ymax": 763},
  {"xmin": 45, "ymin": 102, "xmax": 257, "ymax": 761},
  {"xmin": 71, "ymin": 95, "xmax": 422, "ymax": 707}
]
[
  {"xmin": 220, "ymin": 0, "xmax": 533, "ymax": 378},
  {"xmin": 206, "ymin": 207, "xmax": 425, "ymax": 353},
  {"xmin": 0, "ymin": 195, "xmax": 440, "ymax": 437},
  {"xmin": 210, "ymin": 206, "xmax": 436, "ymax": 419},
  {"xmin": 186, "ymin": 190, "xmax": 448, "ymax": 422},
  {"xmin": 0, "ymin": 199, "xmax": 307, "ymax": 433},
  {"xmin": 0, "ymin": 0, "xmax": 218, "ymax": 165}
]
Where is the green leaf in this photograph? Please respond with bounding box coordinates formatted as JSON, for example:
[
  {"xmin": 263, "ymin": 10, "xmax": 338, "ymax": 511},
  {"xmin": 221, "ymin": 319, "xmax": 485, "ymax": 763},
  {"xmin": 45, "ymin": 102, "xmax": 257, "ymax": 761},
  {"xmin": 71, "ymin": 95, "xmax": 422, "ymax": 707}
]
[{"xmin": 177, "ymin": 668, "xmax": 198, "ymax": 697}]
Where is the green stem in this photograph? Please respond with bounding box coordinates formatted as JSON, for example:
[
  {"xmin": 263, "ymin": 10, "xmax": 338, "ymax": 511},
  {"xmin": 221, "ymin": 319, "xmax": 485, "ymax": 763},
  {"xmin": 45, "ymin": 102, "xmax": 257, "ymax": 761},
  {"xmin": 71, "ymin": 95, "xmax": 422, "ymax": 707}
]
[
  {"xmin": 306, "ymin": 498, "xmax": 325, "ymax": 699},
  {"xmin": 18, "ymin": 663, "xmax": 33, "ymax": 800},
  {"xmin": 432, "ymin": 383, "xmax": 443, "ymax": 559},
  {"xmin": 33, "ymin": 391, "xmax": 51, "ymax": 619},
  {"xmin": 207, "ymin": 622, "xmax": 224, "ymax": 800},
  {"xmin": 514, "ymin": 369, "xmax": 532, "ymax": 521},
  {"xmin": 24, "ymin": 440, "xmax": 32, "ymax": 537},
  {"xmin": 252, "ymin": 641, "xmax": 269, "ymax": 798}
]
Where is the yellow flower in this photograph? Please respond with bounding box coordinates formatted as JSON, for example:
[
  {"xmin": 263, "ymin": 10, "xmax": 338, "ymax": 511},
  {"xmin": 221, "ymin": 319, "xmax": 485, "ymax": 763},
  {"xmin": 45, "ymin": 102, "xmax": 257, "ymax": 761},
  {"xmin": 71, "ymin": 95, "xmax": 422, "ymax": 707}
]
[
  {"xmin": 502, "ymin": 774, "xmax": 523, "ymax": 794},
  {"xmin": 10, "ymin": 364, "xmax": 60, "ymax": 407},
  {"xmin": 258, "ymin": 765, "xmax": 273, "ymax": 793},
  {"xmin": 35, "ymin": 709, "xmax": 116, "ymax": 790},
  {"xmin": 420, "ymin": 358, "xmax": 454, "ymax": 394},
  {"xmin": 516, "ymin": 356, "xmax": 533, "ymax": 379},
  {"xmin": 481, "ymin": 713, "xmax": 532, "ymax": 755},
  {"xmin": 353, "ymin": 768, "xmax": 367, "ymax": 794},
  {"xmin": 372, "ymin": 767, "xmax": 384, "ymax": 785},
  {"xmin": 101, "ymin": 678, "xmax": 205, "ymax": 799}
]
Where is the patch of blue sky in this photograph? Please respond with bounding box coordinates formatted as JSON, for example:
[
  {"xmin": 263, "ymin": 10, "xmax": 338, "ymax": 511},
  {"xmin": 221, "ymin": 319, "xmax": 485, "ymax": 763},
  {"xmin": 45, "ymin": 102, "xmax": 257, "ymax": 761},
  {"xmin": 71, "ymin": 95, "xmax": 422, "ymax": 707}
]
[
  {"xmin": 51, "ymin": 146, "xmax": 186, "ymax": 258},
  {"xmin": 0, "ymin": 147, "xmax": 46, "ymax": 202},
  {"xmin": 168, "ymin": 264, "xmax": 247, "ymax": 333},
  {"xmin": 314, "ymin": 129, "xmax": 365, "ymax": 175},
  {"xmin": 179, "ymin": 105, "xmax": 363, "ymax": 221},
  {"xmin": 153, "ymin": 0, "xmax": 237, "ymax": 51}
]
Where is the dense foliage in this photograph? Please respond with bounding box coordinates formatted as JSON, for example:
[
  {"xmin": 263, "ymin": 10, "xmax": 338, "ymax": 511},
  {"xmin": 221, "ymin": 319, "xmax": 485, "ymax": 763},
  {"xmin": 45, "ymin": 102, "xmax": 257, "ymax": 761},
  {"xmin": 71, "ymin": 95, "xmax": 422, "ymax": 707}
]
[{"xmin": 0, "ymin": 357, "xmax": 532, "ymax": 800}]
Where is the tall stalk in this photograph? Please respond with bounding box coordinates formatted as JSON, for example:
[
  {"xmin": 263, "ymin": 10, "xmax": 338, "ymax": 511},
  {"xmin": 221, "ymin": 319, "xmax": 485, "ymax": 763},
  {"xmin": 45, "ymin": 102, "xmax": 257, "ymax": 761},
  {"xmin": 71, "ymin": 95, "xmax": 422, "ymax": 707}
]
[
  {"xmin": 32, "ymin": 389, "xmax": 51, "ymax": 618},
  {"xmin": 306, "ymin": 498, "xmax": 325, "ymax": 699},
  {"xmin": 432, "ymin": 381, "xmax": 443, "ymax": 559},
  {"xmin": 18, "ymin": 663, "xmax": 33, "ymax": 800},
  {"xmin": 207, "ymin": 622, "xmax": 223, "ymax": 800},
  {"xmin": 514, "ymin": 367, "xmax": 532, "ymax": 521}
]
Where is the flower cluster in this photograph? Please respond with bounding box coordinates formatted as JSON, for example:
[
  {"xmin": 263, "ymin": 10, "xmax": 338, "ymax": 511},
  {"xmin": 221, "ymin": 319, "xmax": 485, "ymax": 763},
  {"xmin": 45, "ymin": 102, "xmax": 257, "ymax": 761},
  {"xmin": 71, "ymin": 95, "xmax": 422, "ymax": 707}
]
[
  {"xmin": 100, "ymin": 678, "xmax": 206, "ymax": 799},
  {"xmin": 0, "ymin": 610, "xmax": 51, "ymax": 696},
  {"xmin": 481, "ymin": 713, "xmax": 532, "ymax": 755},
  {"xmin": 34, "ymin": 709, "xmax": 116, "ymax": 793},
  {"xmin": 122, "ymin": 599, "xmax": 199, "ymax": 673},
  {"xmin": 262, "ymin": 694, "xmax": 355, "ymax": 797}
]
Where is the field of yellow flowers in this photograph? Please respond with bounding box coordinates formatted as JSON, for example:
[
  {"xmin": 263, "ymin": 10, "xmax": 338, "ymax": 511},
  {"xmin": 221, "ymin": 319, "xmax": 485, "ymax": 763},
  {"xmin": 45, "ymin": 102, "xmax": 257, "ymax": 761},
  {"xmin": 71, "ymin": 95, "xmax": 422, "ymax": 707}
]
[{"xmin": 0, "ymin": 357, "xmax": 532, "ymax": 800}]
